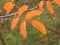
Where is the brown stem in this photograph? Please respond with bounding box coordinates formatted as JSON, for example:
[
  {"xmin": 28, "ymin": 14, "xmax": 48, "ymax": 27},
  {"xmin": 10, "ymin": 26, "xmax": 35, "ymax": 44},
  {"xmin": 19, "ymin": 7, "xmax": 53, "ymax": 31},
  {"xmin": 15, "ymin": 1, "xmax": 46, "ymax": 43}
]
[
  {"xmin": 0, "ymin": 19, "xmax": 5, "ymax": 45},
  {"xmin": 0, "ymin": 1, "xmax": 55, "ymax": 18},
  {"xmin": 46, "ymin": 26, "xmax": 60, "ymax": 36}
]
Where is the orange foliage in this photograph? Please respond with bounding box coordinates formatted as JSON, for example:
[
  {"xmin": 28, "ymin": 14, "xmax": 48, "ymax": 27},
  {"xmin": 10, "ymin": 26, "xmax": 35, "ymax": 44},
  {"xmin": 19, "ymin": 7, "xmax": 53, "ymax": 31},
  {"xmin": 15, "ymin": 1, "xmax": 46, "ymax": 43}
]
[
  {"xmin": 31, "ymin": 20, "xmax": 46, "ymax": 35},
  {"xmin": 20, "ymin": 20, "xmax": 26, "ymax": 38},
  {"xmin": 54, "ymin": 0, "xmax": 60, "ymax": 6},
  {"xmin": 25, "ymin": 10, "xmax": 42, "ymax": 20},
  {"xmin": 38, "ymin": 0, "xmax": 44, "ymax": 11},
  {"xmin": 2, "ymin": 0, "xmax": 60, "ymax": 38},
  {"xmin": 47, "ymin": 0, "xmax": 54, "ymax": 14},
  {"xmin": 4, "ymin": 2, "xmax": 15, "ymax": 14},
  {"xmin": 10, "ymin": 17, "xmax": 19, "ymax": 30},
  {"xmin": 18, "ymin": 5, "xmax": 28, "ymax": 17}
]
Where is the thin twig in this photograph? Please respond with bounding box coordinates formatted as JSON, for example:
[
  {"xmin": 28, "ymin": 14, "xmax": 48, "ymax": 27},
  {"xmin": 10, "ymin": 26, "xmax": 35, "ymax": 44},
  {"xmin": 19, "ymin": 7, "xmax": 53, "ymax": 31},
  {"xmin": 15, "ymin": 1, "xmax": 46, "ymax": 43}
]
[
  {"xmin": 0, "ymin": 34, "xmax": 5, "ymax": 45},
  {"xmin": 0, "ymin": 1, "xmax": 55, "ymax": 18},
  {"xmin": 46, "ymin": 27, "xmax": 60, "ymax": 35},
  {"xmin": 0, "ymin": 20, "xmax": 5, "ymax": 45}
]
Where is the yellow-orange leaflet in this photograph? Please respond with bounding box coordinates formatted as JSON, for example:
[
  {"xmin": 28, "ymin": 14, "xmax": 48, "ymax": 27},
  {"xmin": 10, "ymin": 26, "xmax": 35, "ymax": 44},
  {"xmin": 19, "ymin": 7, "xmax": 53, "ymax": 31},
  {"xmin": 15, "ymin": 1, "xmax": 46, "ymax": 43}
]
[
  {"xmin": 4, "ymin": 2, "xmax": 15, "ymax": 14},
  {"xmin": 25, "ymin": 10, "xmax": 42, "ymax": 20},
  {"xmin": 10, "ymin": 17, "xmax": 19, "ymax": 30},
  {"xmin": 18, "ymin": 5, "xmax": 28, "ymax": 17},
  {"xmin": 47, "ymin": 0, "xmax": 54, "ymax": 14},
  {"xmin": 31, "ymin": 20, "xmax": 46, "ymax": 35},
  {"xmin": 54, "ymin": 0, "xmax": 60, "ymax": 6},
  {"xmin": 20, "ymin": 20, "xmax": 26, "ymax": 38},
  {"xmin": 38, "ymin": 0, "xmax": 44, "ymax": 11}
]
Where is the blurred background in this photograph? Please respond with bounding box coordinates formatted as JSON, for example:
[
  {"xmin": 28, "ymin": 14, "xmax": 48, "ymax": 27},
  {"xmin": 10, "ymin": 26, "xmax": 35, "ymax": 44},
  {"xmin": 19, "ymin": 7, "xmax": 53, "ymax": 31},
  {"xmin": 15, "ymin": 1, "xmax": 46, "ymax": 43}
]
[{"xmin": 0, "ymin": 0, "xmax": 60, "ymax": 45}]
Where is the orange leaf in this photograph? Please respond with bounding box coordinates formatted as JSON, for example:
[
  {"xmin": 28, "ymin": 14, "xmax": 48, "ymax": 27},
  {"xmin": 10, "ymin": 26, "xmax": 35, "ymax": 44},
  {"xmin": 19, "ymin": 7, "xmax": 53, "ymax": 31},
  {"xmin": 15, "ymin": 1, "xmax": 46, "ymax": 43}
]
[
  {"xmin": 20, "ymin": 20, "xmax": 26, "ymax": 38},
  {"xmin": 4, "ymin": 2, "xmax": 15, "ymax": 14},
  {"xmin": 31, "ymin": 20, "xmax": 46, "ymax": 35},
  {"xmin": 38, "ymin": 0, "xmax": 44, "ymax": 11},
  {"xmin": 10, "ymin": 17, "xmax": 19, "ymax": 30},
  {"xmin": 25, "ymin": 10, "xmax": 42, "ymax": 20},
  {"xmin": 47, "ymin": 0, "xmax": 54, "ymax": 14},
  {"xmin": 54, "ymin": 0, "xmax": 60, "ymax": 6},
  {"xmin": 18, "ymin": 5, "xmax": 28, "ymax": 17}
]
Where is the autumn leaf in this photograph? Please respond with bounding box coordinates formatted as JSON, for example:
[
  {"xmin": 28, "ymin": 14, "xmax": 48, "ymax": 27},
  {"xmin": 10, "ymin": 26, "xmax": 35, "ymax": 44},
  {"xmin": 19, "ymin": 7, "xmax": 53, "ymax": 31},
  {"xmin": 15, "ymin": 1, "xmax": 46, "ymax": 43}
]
[
  {"xmin": 31, "ymin": 20, "xmax": 46, "ymax": 35},
  {"xmin": 10, "ymin": 17, "xmax": 19, "ymax": 30},
  {"xmin": 18, "ymin": 5, "xmax": 28, "ymax": 17},
  {"xmin": 20, "ymin": 20, "xmax": 26, "ymax": 38},
  {"xmin": 25, "ymin": 10, "xmax": 42, "ymax": 20},
  {"xmin": 47, "ymin": 0, "xmax": 54, "ymax": 14},
  {"xmin": 4, "ymin": 2, "xmax": 15, "ymax": 14},
  {"xmin": 54, "ymin": 0, "xmax": 60, "ymax": 6},
  {"xmin": 38, "ymin": 0, "xmax": 44, "ymax": 11}
]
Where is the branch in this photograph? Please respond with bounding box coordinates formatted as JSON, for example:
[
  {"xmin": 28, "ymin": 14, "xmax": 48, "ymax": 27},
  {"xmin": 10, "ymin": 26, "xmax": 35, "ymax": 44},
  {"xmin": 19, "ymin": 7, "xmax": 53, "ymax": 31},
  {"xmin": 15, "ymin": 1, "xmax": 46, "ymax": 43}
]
[
  {"xmin": 0, "ymin": 34, "xmax": 5, "ymax": 45},
  {"xmin": 0, "ymin": 20, "xmax": 5, "ymax": 45},
  {"xmin": 46, "ymin": 27, "xmax": 60, "ymax": 36},
  {"xmin": 0, "ymin": 1, "xmax": 55, "ymax": 19}
]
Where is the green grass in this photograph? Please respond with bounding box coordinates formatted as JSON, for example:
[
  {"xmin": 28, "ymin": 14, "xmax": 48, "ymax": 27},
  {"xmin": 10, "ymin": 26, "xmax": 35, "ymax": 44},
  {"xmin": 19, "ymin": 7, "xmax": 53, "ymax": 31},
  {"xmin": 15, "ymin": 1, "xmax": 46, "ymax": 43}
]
[{"xmin": 0, "ymin": 0, "xmax": 60, "ymax": 45}]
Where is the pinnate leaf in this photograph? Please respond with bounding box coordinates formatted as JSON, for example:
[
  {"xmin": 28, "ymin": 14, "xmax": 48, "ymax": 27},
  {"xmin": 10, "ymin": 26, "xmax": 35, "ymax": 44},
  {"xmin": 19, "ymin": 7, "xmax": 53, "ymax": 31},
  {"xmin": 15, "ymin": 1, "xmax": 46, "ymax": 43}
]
[
  {"xmin": 31, "ymin": 20, "xmax": 46, "ymax": 35},
  {"xmin": 4, "ymin": 2, "xmax": 15, "ymax": 14},
  {"xmin": 25, "ymin": 10, "xmax": 42, "ymax": 20},
  {"xmin": 47, "ymin": 0, "xmax": 54, "ymax": 14},
  {"xmin": 10, "ymin": 17, "xmax": 19, "ymax": 30},
  {"xmin": 20, "ymin": 20, "xmax": 26, "ymax": 38}
]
